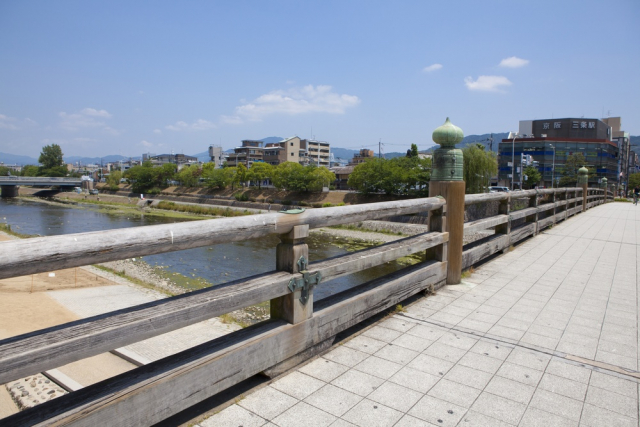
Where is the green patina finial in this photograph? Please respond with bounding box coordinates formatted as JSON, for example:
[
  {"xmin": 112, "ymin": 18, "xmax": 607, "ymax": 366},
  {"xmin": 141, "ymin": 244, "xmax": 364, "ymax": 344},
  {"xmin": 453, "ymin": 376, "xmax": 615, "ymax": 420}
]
[
  {"xmin": 600, "ymin": 177, "xmax": 608, "ymax": 188},
  {"xmin": 431, "ymin": 117, "xmax": 464, "ymax": 181},
  {"xmin": 577, "ymin": 166, "xmax": 589, "ymax": 185}
]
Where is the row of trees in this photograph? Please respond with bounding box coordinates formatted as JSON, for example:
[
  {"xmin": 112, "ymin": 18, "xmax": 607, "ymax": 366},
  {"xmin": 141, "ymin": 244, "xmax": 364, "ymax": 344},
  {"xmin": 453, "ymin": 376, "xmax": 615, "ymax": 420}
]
[
  {"xmin": 346, "ymin": 144, "xmax": 499, "ymax": 196},
  {"xmin": 123, "ymin": 160, "xmax": 336, "ymax": 194},
  {"xmin": 203, "ymin": 162, "xmax": 335, "ymax": 192}
]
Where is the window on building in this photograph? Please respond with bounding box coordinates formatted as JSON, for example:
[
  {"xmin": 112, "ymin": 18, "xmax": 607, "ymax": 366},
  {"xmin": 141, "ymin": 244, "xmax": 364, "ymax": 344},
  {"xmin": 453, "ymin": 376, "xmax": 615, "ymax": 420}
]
[
  {"xmin": 291, "ymin": 152, "xmax": 295, "ymax": 156},
  {"xmin": 290, "ymin": 142, "xmax": 294, "ymax": 147}
]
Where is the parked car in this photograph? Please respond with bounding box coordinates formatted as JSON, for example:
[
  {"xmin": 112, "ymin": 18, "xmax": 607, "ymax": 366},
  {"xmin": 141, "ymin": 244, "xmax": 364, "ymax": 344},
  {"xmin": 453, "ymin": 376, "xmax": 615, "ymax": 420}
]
[
  {"xmin": 489, "ymin": 186, "xmax": 509, "ymax": 193},
  {"xmin": 89, "ymin": 189, "xmax": 99, "ymax": 195}
]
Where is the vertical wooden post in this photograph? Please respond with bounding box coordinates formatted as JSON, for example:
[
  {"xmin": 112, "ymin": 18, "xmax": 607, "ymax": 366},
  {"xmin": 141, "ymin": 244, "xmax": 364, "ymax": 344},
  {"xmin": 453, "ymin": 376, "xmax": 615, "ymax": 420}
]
[
  {"xmin": 496, "ymin": 194, "xmax": 511, "ymax": 246},
  {"xmin": 582, "ymin": 185, "xmax": 588, "ymax": 211},
  {"xmin": 270, "ymin": 224, "xmax": 312, "ymax": 324},
  {"xmin": 429, "ymin": 117, "xmax": 465, "ymax": 284},
  {"xmin": 429, "ymin": 182, "xmax": 464, "ymax": 284},
  {"xmin": 550, "ymin": 189, "xmax": 557, "ymax": 224},
  {"xmin": 426, "ymin": 202, "xmax": 448, "ymax": 263},
  {"xmin": 526, "ymin": 190, "xmax": 539, "ymax": 235}
]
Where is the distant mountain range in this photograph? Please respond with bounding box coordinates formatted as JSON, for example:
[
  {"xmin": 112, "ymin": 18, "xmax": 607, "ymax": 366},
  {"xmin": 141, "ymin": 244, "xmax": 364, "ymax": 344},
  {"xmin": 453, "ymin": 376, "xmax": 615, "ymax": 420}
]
[{"xmin": 3, "ymin": 132, "xmax": 638, "ymax": 166}]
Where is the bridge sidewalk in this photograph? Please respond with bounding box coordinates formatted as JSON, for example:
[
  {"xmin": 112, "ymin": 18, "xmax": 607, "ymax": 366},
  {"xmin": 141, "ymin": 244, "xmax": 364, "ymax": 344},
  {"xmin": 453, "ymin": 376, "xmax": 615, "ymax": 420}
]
[{"xmin": 201, "ymin": 202, "xmax": 639, "ymax": 427}]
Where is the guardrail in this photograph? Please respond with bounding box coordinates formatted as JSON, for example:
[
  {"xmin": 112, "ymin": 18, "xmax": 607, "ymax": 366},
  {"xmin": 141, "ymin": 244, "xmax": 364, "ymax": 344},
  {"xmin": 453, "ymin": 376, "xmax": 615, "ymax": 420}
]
[
  {"xmin": 0, "ymin": 177, "xmax": 84, "ymax": 188},
  {"xmin": 0, "ymin": 187, "xmax": 611, "ymax": 426}
]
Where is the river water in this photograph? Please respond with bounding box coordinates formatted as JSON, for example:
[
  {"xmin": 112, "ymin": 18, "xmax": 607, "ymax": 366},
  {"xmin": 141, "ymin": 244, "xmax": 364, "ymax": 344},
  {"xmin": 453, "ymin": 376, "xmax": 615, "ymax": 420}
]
[{"xmin": 0, "ymin": 198, "xmax": 405, "ymax": 300}]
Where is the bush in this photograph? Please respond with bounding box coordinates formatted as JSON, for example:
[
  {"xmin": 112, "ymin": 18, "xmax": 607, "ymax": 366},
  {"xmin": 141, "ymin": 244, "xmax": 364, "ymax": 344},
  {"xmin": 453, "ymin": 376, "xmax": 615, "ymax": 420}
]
[
  {"xmin": 312, "ymin": 203, "xmax": 323, "ymax": 208},
  {"xmin": 146, "ymin": 187, "xmax": 162, "ymax": 195},
  {"xmin": 299, "ymin": 201, "xmax": 309, "ymax": 206},
  {"xmin": 280, "ymin": 200, "xmax": 292, "ymax": 206},
  {"xmin": 337, "ymin": 202, "xmax": 346, "ymax": 206},
  {"xmin": 322, "ymin": 203, "xmax": 333, "ymax": 207},
  {"xmin": 234, "ymin": 192, "xmax": 249, "ymax": 201}
]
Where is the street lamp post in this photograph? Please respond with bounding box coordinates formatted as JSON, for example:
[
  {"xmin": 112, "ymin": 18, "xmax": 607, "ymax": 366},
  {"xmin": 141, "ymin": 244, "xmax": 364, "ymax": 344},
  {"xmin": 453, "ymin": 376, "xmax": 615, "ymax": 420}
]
[{"xmin": 549, "ymin": 144, "xmax": 555, "ymax": 188}]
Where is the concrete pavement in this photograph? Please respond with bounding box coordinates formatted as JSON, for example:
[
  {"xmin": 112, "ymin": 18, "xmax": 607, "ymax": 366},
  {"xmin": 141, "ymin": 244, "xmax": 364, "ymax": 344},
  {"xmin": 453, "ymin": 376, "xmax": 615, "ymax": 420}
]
[{"xmin": 201, "ymin": 202, "xmax": 640, "ymax": 427}]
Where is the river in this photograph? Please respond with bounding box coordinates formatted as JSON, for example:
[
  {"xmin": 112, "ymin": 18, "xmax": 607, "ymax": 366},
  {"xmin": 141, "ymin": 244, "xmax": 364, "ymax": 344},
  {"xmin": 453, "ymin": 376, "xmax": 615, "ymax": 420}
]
[{"xmin": 0, "ymin": 197, "xmax": 407, "ymax": 300}]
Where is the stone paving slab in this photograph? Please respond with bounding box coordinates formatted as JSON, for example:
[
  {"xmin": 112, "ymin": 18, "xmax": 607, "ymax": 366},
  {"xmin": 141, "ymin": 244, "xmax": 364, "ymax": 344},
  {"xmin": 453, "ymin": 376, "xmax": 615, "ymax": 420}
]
[{"xmin": 202, "ymin": 203, "xmax": 640, "ymax": 426}]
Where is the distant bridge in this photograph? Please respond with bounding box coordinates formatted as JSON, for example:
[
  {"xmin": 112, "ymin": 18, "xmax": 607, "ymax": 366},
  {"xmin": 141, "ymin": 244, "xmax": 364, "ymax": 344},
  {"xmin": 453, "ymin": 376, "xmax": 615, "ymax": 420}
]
[{"xmin": 0, "ymin": 176, "xmax": 83, "ymax": 197}]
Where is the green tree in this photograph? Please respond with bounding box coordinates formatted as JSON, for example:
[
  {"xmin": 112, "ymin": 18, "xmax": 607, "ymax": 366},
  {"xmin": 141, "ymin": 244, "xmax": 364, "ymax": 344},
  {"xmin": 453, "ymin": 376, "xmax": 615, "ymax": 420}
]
[
  {"xmin": 203, "ymin": 167, "xmax": 235, "ymax": 190},
  {"xmin": 0, "ymin": 166, "xmax": 10, "ymax": 176},
  {"xmin": 157, "ymin": 163, "xmax": 177, "ymax": 185},
  {"xmin": 628, "ymin": 173, "xmax": 640, "ymax": 191},
  {"xmin": 272, "ymin": 162, "xmax": 305, "ymax": 191},
  {"xmin": 106, "ymin": 170, "xmax": 122, "ymax": 190},
  {"xmin": 523, "ymin": 166, "xmax": 542, "ymax": 189},
  {"xmin": 38, "ymin": 144, "xmax": 64, "ymax": 169},
  {"xmin": 559, "ymin": 153, "xmax": 592, "ymax": 187},
  {"xmin": 176, "ymin": 166, "xmax": 201, "ymax": 187},
  {"xmin": 305, "ymin": 165, "xmax": 336, "ymax": 192},
  {"xmin": 124, "ymin": 161, "xmax": 158, "ymax": 193},
  {"xmin": 347, "ymin": 157, "xmax": 430, "ymax": 196},
  {"xmin": 235, "ymin": 163, "xmax": 248, "ymax": 187},
  {"xmin": 462, "ymin": 144, "xmax": 497, "ymax": 194},
  {"xmin": 21, "ymin": 165, "xmax": 39, "ymax": 176},
  {"xmin": 246, "ymin": 162, "xmax": 273, "ymax": 189},
  {"xmin": 406, "ymin": 143, "xmax": 419, "ymax": 158}
]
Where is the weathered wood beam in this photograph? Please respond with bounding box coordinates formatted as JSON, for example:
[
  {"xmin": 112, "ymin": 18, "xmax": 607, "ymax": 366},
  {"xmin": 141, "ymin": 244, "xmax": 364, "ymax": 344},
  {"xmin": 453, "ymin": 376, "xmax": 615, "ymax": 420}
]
[
  {"xmin": 462, "ymin": 235, "xmax": 509, "ymax": 269},
  {"xmin": 0, "ymin": 232, "xmax": 447, "ymax": 385},
  {"xmin": 509, "ymin": 207, "xmax": 538, "ymax": 221},
  {"xmin": 4, "ymin": 261, "xmax": 447, "ymax": 427},
  {"xmin": 463, "ymin": 215, "xmax": 508, "ymax": 235},
  {"xmin": 0, "ymin": 197, "xmax": 446, "ymax": 280},
  {"xmin": 464, "ymin": 192, "xmax": 508, "ymax": 205}
]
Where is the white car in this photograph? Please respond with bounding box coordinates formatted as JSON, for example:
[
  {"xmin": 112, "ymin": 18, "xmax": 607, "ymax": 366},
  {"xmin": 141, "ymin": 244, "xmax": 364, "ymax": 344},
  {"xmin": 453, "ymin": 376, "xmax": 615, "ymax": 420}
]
[{"xmin": 489, "ymin": 186, "xmax": 510, "ymax": 193}]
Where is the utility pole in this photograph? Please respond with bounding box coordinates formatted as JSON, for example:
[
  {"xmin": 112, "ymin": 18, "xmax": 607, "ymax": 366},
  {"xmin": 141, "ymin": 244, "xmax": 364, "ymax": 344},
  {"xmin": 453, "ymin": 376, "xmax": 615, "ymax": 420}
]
[{"xmin": 378, "ymin": 139, "xmax": 382, "ymax": 159}]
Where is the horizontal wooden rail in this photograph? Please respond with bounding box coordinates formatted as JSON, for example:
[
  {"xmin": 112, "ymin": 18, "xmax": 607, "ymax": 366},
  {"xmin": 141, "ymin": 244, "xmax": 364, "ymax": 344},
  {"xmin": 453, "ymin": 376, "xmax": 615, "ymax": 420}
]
[
  {"xmin": 463, "ymin": 215, "xmax": 508, "ymax": 235},
  {"xmin": 0, "ymin": 231, "xmax": 447, "ymax": 384},
  {"xmin": 5, "ymin": 261, "xmax": 447, "ymax": 426},
  {"xmin": 0, "ymin": 197, "xmax": 445, "ymax": 280}
]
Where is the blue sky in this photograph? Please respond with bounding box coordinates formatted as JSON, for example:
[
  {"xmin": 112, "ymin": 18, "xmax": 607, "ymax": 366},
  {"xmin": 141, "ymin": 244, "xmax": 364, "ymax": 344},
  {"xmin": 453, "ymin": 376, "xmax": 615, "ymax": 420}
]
[{"xmin": 1, "ymin": 0, "xmax": 638, "ymax": 158}]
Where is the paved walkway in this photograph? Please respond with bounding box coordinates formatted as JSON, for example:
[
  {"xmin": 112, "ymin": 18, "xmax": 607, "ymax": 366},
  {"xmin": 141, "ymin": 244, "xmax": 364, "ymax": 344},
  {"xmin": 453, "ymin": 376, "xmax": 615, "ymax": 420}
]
[{"xmin": 202, "ymin": 202, "xmax": 640, "ymax": 427}]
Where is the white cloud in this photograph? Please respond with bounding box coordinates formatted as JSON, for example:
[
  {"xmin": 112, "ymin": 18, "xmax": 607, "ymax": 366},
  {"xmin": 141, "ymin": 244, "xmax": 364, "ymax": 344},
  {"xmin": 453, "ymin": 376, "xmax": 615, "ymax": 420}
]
[
  {"xmin": 165, "ymin": 119, "xmax": 216, "ymax": 131},
  {"xmin": 140, "ymin": 140, "xmax": 153, "ymax": 147},
  {"xmin": 464, "ymin": 75, "xmax": 513, "ymax": 92},
  {"xmin": 0, "ymin": 114, "xmax": 38, "ymax": 130},
  {"xmin": 423, "ymin": 63, "xmax": 443, "ymax": 72},
  {"xmin": 153, "ymin": 129, "xmax": 162, "ymax": 134},
  {"xmin": 58, "ymin": 108, "xmax": 117, "ymax": 134},
  {"xmin": 229, "ymin": 85, "xmax": 360, "ymax": 123},
  {"xmin": 499, "ymin": 56, "xmax": 529, "ymax": 68},
  {"xmin": 220, "ymin": 115, "xmax": 243, "ymax": 125}
]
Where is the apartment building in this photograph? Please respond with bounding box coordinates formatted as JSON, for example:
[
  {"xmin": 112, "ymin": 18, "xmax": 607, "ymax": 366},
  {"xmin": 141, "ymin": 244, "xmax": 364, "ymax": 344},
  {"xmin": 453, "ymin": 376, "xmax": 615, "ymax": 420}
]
[
  {"xmin": 348, "ymin": 149, "xmax": 375, "ymax": 165},
  {"xmin": 226, "ymin": 140, "xmax": 264, "ymax": 168},
  {"xmin": 226, "ymin": 136, "xmax": 332, "ymax": 168}
]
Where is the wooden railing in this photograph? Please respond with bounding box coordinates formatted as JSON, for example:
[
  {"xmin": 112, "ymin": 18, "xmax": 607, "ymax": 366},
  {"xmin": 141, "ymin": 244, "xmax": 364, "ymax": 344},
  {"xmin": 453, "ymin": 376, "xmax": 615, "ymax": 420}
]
[{"xmin": 0, "ymin": 188, "xmax": 611, "ymax": 426}]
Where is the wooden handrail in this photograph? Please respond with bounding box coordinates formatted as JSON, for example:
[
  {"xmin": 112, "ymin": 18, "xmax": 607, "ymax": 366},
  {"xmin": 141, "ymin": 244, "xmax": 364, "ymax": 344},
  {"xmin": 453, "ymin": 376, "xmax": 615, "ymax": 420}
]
[{"xmin": 0, "ymin": 197, "xmax": 445, "ymax": 280}]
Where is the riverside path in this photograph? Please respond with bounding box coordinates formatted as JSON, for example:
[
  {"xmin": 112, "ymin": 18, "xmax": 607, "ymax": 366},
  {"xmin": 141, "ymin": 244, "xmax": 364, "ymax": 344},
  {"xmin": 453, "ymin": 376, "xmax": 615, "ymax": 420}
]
[{"xmin": 201, "ymin": 201, "xmax": 640, "ymax": 427}]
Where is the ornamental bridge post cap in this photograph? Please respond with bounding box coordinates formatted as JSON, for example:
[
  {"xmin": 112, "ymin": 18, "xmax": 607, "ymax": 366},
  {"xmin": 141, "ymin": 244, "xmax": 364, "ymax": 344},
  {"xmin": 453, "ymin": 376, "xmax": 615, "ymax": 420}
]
[
  {"xmin": 578, "ymin": 166, "xmax": 589, "ymax": 176},
  {"xmin": 432, "ymin": 117, "xmax": 464, "ymax": 148},
  {"xmin": 431, "ymin": 117, "xmax": 464, "ymax": 181}
]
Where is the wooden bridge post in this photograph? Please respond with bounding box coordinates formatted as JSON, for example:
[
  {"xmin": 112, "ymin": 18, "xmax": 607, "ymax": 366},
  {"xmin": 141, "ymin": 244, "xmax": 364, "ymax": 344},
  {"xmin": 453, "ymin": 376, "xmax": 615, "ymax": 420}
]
[
  {"xmin": 578, "ymin": 166, "xmax": 588, "ymax": 212},
  {"xmin": 429, "ymin": 118, "xmax": 464, "ymax": 284},
  {"xmin": 526, "ymin": 191, "xmax": 539, "ymax": 235},
  {"xmin": 426, "ymin": 204, "xmax": 447, "ymax": 262},
  {"xmin": 271, "ymin": 224, "xmax": 313, "ymax": 324},
  {"xmin": 495, "ymin": 194, "xmax": 511, "ymax": 245}
]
